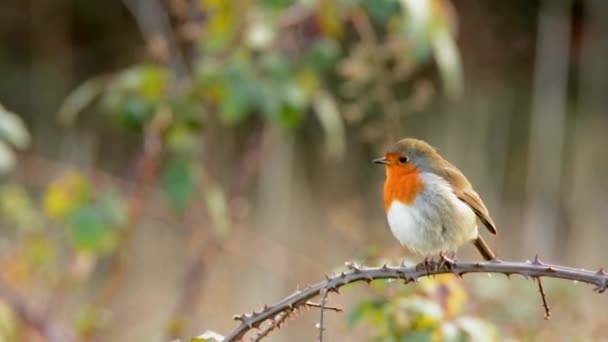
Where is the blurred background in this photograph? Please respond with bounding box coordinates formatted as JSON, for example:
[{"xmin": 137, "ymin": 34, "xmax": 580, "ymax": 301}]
[{"xmin": 1, "ymin": 0, "xmax": 608, "ymax": 341}]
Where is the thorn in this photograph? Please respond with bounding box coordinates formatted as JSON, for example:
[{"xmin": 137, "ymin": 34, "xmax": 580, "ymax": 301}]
[
  {"xmin": 325, "ymin": 273, "xmax": 330, "ymax": 281},
  {"xmin": 263, "ymin": 304, "xmax": 269, "ymax": 312},
  {"xmin": 329, "ymin": 286, "xmax": 341, "ymax": 294},
  {"xmin": 597, "ymin": 268, "xmax": 607, "ymax": 276},
  {"xmin": 340, "ymin": 272, "xmax": 346, "ymax": 278},
  {"xmin": 233, "ymin": 314, "xmax": 244, "ymax": 321},
  {"xmin": 546, "ymin": 267, "xmax": 555, "ymax": 272},
  {"xmin": 490, "ymin": 258, "xmax": 502, "ymax": 263},
  {"xmin": 365, "ymin": 277, "xmax": 373, "ymax": 285},
  {"xmin": 400, "ymin": 260, "xmax": 406, "ymax": 267},
  {"xmin": 532, "ymin": 254, "xmax": 544, "ymax": 265},
  {"xmin": 504, "ymin": 272, "xmax": 512, "ymax": 279},
  {"xmin": 381, "ymin": 264, "xmax": 388, "ymax": 271}
]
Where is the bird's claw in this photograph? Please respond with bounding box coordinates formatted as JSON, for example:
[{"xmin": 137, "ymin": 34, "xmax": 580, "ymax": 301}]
[{"xmin": 438, "ymin": 252, "xmax": 455, "ymax": 270}]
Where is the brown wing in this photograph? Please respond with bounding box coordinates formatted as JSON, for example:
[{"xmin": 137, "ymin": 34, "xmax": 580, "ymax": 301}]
[{"xmin": 438, "ymin": 164, "xmax": 498, "ymax": 235}]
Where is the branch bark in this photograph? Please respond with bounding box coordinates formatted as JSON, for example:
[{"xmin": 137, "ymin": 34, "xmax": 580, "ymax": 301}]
[{"xmin": 224, "ymin": 258, "xmax": 608, "ymax": 341}]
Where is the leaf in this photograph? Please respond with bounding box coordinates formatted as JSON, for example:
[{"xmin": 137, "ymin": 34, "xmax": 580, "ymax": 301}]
[
  {"xmin": 401, "ymin": 329, "xmax": 435, "ymax": 342},
  {"xmin": 202, "ymin": 178, "xmax": 230, "ymax": 239},
  {"xmin": 0, "ymin": 301, "xmax": 21, "ymax": 342},
  {"xmin": 43, "ymin": 171, "xmax": 92, "ymax": 219},
  {"xmin": 57, "ymin": 75, "xmax": 110, "ymax": 126},
  {"xmin": 305, "ymin": 39, "xmax": 340, "ymax": 73},
  {"xmin": 346, "ymin": 300, "xmax": 387, "ymax": 329},
  {"xmin": 313, "ymin": 90, "xmax": 345, "ymax": 158},
  {"xmin": 218, "ymin": 65, "xmax": 258, "ymax": 125},
  {"xmin": 0, "ymin": 142, "xmax": 15, "ymax": 174},
  {"xmin": 98, "ymin": 190, "xmax": 127, "ymax": 227},
  {"xmin": 69, "ymin": 204, "xmax": 114, "ymax": 253},
  {"xmin": 0, "ymin": 183, "xmax": 41, "ymax": 231},
  {"xmin": 0, "ymin": 104, "xmax": 30, "ymax": 150},
  {"xmin": 161, "ymin": 158, "xmax": 198, "ymax": 212},
  {"xmin": 166, "ymin": 124, "xmax": 201, "ymax": 154},
  {"xmin": 115, "ymin": 96, "xmax": 156, "ymax": 130},
  {"xmin": 361, "ymin": 0, "xmax": 402, "ymax": 24}
]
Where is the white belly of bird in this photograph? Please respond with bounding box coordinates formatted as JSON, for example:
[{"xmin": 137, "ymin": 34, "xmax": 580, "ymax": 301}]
[{"xmin": 386, "ymin": 172, "xmax": 479, "ymax": 255}]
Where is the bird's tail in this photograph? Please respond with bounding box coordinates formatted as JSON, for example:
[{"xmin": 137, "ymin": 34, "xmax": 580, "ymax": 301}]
[{"xmin": 473, "ymin": 235, "xmax": 495, "ymax": 261}]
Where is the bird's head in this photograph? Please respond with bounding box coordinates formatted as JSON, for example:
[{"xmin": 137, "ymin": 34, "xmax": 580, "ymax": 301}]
[{"xmin": 373, "ymin": 138, "xmax": 441, "ymax": 176}]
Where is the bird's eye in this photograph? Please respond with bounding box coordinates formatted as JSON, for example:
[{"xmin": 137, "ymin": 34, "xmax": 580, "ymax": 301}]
[{"xmin": 399, "ymin": 156, "xmax": 408, "ymax": 163}]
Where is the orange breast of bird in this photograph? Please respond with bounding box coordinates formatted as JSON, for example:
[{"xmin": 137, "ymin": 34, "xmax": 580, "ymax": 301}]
[{"xmin": 383, "ymin": 162, "xmax": 425, "ymax": 211}]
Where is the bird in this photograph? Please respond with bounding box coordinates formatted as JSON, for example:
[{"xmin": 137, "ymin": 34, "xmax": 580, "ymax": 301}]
[{"xmin": 373, "ymin": 138, "xmax": 497, "ymax": 262}]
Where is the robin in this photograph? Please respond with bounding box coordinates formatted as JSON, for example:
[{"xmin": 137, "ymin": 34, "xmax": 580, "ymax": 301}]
[{"xmin": 373, "ymin": 138, "xmax": 496, "ymax": 262}]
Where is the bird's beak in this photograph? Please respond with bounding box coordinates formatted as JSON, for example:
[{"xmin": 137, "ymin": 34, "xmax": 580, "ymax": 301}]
[{"xmin": 372, "ymin": 157, "xmax": 388, "ymax": 165}]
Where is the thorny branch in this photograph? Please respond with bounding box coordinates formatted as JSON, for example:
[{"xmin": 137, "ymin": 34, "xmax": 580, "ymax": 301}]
[{"xmin": 223, "ymin": 257, "xmax": 608, "ymax": 341}]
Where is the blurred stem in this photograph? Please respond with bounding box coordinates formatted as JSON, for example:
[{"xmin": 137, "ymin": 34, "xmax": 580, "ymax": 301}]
[
  {"xmin": 166, "ymin": 126, "xmax": 272, "ymax": 338},
  {"xmin": 94, "ymin": 110, "xmax": 170, "ymax": 307},
  {"xmin": 523, "ymin": 0, "xmax": 572, "ymax": 259}
]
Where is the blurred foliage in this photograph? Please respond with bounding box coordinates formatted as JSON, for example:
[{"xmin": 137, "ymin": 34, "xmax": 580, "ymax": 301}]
[
  {"xmin": 0, "ymin": 0, "xmax": 471, "ymax": 340},
  {"xmin": 0, "ymin": 104, "xmax": 30, "ymax": 174},
  {"xmin": 348, "ymin": 273, "xmax": 499, "ymax": 341},
  {"xmin": 54, "ymin": 0, "xmax": 462, "ymax": 246},
  {"xmin": 43, "ymin": 171, "xmax": 126, "ymax": 254}
]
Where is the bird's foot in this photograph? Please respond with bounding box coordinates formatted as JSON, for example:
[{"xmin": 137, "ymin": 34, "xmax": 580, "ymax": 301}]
[
  {"xmin": 415, "ymin": 257, "xmax": 432, "ymax": 277},
  {"xmin": 438, "ymin": 251, "xmax": 455, "ymax": 271}
]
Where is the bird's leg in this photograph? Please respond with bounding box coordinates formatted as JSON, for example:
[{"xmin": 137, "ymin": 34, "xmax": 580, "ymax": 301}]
[
  {"xmin": 415, "ymin": 257, "xmax": 432, "ymax": 278},
  {"xmin": 438, "ymin": 251, "xmax": 455, "ymax": 270}
]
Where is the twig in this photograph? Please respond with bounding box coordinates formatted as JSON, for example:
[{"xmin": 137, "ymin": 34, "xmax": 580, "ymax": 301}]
[
  {"xmin": 223, "ymin": 258, "xmax": 608, "ymax": 341},
  {"xmin": 317, "ymin": 288, "xmax": 329, "ymax": 342},
  {"xmin": 536, "ymin": 276, "xmax": 551, "ymax": 319},
  {"xmin": 531, "ymin": 254, "xmax": 551, "ymax": 319},
  {"xmin": 251, "ymin": 310, "xmax": 292, "ymax": 342},
  {"xmin": 305, "ymin": 301, "xmax": 342, "ymax": 312}
]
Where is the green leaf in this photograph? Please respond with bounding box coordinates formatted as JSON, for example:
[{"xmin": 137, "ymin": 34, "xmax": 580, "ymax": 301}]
[
  {"xmin": 305, "ymin": 39, "xmax": 340, "ymax": 73},
  {"xmin": 115, "ymin": 96, "xmax": 156, "ymax": 130},
  {"xmin": 276, "ymin": 103, "xmax": 304, "ymax": 128},
  {"xmin": 401, "ymin": 329, "xmax": 434, "ymax": 342},
  {"xmin": 98, "ymin": 190, "xmax": 127, "ymax": 227},
  {"xmin": 260, "ymin": 0, "xmax": 294, "ymax": 10},
  {"xmin": 361, "ymin": 0, "xmax": 402, "ymax": 24},
  {"xmin": 219, "ymin": 65, "xmax": 258, "ymax": 124},
  {"xmin": 259, "ymin": 52, "xmax": 293, "ymax": 80},
  {"xmin": 118, "ymin": 64, "xmax": 168, "ymax": 101},
  {"xmin": 161, "ymin": 158, "xmax": 198, "ymax": 212},
  {"xmin": 346, "ymin": 300, "xmax": 387, "ymax": 329},
  {"xmin": 166, "ymin": 124, "xmax": 201, "ymax": 154},
  {"xmin": 69, "ymin": 204, "xmax": 113, "ymax": 253}
]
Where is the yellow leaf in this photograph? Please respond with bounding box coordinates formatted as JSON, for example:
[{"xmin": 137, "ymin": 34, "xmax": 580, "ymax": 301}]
[{"xmin": 43, "ymin": 171, "xmax": 91, "ymax": 219}]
